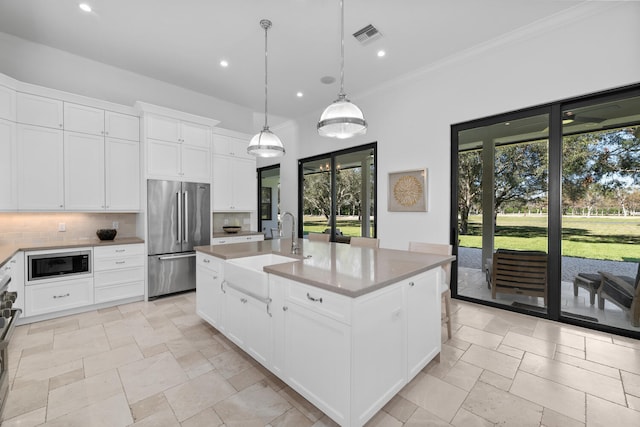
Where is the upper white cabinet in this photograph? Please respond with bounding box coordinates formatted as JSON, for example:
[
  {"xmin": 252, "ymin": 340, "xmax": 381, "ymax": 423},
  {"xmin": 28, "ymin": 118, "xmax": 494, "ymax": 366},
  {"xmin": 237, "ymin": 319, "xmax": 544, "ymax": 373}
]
[
  {"xmin": 65, "ymin": 102, "xmax": 140, "ymax": 141},
  {"xmin": 105, "ymin": 111, "xmax": 139, "ymax": 141},
  {"xmin": 0, "ymin": 84, "xmax": 16, "ymax": 121},
  {"xmin": 17, "ymin": 124, "xmax": 65, "ymax": 210},
  {"xmin": 146, "ymin": 113, "xmax": 211, "ymax": 182},
  {"xmin": 212, "ymin": 134, "xmax": 254, "ymax": 160},
  {"xmin": 0, "ymin": 118, "xmax": 17, "ymax": 210},
  {"xmin": 211, "ymin": 132, "xmax": 257, "ymax": 212},
  {"xmin": 16, "ymin": 92, "xmax": 63, "ymax": 129},
  {"xmin": 105, "ymin": 138, "xmax": 140, "ymax": 211},
  {"xmin": 64, "ymin": 131, "xmax": 106, "ymax": 211}
]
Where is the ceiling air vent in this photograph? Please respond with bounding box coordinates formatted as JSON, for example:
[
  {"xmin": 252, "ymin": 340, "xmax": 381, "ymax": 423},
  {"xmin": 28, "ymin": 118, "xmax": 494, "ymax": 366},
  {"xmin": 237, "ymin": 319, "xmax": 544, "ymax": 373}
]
[{"xmin": 352, "ymin": 24, "xmax": 382, "ymax": 45}]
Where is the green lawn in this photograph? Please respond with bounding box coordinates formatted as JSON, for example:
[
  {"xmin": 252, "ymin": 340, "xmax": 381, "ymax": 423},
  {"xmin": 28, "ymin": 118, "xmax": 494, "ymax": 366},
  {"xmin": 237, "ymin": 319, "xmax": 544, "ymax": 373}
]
[
  {"xmin": 303, "ymin": 216, "xmax": 372, "ymax": 237},
  {"xmin": 459, "ymin": 214, "xmax": 640, "ymax": 262}
]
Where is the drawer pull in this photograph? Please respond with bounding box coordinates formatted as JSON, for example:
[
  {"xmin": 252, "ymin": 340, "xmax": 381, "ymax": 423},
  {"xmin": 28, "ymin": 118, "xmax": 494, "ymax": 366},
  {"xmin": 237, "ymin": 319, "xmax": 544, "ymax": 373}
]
[
  {"xmin": 306, "ymin": 293, "xmax": 323, "ymax": 303},
  {"xmin": 115, "ymin": 261, "xmax": 126, "ymax": 265},
  {"xmin": 53, "ymin": 293, "xmax": 70, "ymax": 299},
  {"xmin": 409, "ymin": 282, "xmax": 415, "ymax": 287},
  {"xmin": 221, "ymin": 281, "xmax": 226, "ymax": 294},
  {"xmin": 283, "ymin": 306, "xmax": 288, "ymax": 311},
  {"xmin": 241, "ymin": 298, "xmax": 247, "ymax": 304},
  {"xmin": 203, "ymin": 258, "xmax": 210, "ymax": 263},
  {"xmin": 115, "ymin": 249, "xmax": 125, "ymax": 252}
]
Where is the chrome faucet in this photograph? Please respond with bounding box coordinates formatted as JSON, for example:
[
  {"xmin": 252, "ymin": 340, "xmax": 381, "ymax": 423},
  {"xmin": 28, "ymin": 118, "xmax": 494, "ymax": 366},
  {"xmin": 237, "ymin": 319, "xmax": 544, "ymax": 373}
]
[{"xmin": 281, "ymin": 211, "xmax": 298, "ymax": 253}]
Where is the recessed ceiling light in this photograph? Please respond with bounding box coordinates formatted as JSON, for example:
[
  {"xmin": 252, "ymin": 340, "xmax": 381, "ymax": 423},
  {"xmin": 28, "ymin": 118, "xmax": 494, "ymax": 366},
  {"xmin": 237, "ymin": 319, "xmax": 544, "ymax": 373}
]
[
  {"xmin": 79, "ymin": 3, "xmax": 92, "ymax": 12},
  {"xmin": 220, "ymin": 60, "xmax": 229, "ymax": 68},
  {"xmin": 296, "ymin": 92, "xmax": 303, "ymax": 98},
  {"xmin": 377, "ymin": 50, "xmax": 386, "ymax": 57}
]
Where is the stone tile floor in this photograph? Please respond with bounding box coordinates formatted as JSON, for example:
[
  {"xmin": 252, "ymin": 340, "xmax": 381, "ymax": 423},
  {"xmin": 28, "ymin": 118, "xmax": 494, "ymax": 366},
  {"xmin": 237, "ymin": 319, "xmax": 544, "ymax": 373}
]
[{"xmin": 1, "ymin": 291, "xmax": 639, "ymax": 426}]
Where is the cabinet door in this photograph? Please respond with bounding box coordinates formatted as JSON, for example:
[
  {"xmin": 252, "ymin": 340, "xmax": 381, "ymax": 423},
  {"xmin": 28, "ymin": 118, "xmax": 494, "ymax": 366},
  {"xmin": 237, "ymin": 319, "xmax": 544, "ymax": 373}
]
[
  {"xmin": 105, "ymin": 138, "xmax": 140, "ymax": 211},
  {"xmin": 64, "ymin": 131, "xmax": 105, "ymax": 210},
  {"xmin": 232, "ymin": 157, "xmax": 257, "ymax": 211},
  {"xmin": 196, "ymin": 265, "xmax": 225, "ymax": 331},
  {"xmin": 147, "ymin": 114, "xmax": 180, "ymax": 142},
  {"xmin": 25, "ymin": 277, "xmax": 94, "ymax": 317},
  {"xmin": 16, "ymin": 92, "xmax": 63, "ymax": 129},
  {"xmin": 181, "ymin": 142, "xmax": 210, "ymax": 182},
  {"xmin": 212, "ymin": 154, "xmax": 233, "ymax": 210},
  {"xmin": 0, "ymin": 118, "xmax": 17, "ymax": 210},
  {"xmin": 181, "ymin": 121, "xmax": 210, "ymax": 147},
  {"xmin": 0, "ymin": 84, "xmax": 16, "ymax": 121},
  {"xmin": 105, "ymin": 111, "xmax": 139, "ymax": 141},
  {"xmin": 245, "ymin": 295, "xmax": 272, "ymax": 367},
  {"xmin": 224, "ymin": 286, "xmax": 246, "ymax": 347},
  {"xmin": 147, "ymin": 139, "xmax": 181, "ymax": 179},
  {"xmin": 406, "ymin": 269, "xmax": 441, "ymax": 378},
  {"xmin": 17, "ymin": 124, "xmax": 64, "ymax": 210},
  {"xmin": 283, "ymin": 302, "xmax": 350, "ymax": 425},
  {"xmin": 64, "ymin": 102, "xmax": 104, "ymax": 135}
]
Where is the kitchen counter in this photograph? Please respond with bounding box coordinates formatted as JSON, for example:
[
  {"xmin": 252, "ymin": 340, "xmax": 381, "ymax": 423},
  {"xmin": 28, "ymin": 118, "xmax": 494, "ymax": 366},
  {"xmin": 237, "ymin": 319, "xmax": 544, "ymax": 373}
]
[
  {"xmin": 195, "ymin": 238, "xmax": 454, "ymax": 297},
  {"xmin": 0, "ymin": 237, "xmax": 145, "ymax": 268}
]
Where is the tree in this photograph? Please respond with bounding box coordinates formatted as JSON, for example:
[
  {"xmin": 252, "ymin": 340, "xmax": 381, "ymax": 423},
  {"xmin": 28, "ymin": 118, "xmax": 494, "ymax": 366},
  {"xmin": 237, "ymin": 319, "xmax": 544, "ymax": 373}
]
[{"xmin": 458, "ymin": 150, "xmax": 482, "ymax": 235}]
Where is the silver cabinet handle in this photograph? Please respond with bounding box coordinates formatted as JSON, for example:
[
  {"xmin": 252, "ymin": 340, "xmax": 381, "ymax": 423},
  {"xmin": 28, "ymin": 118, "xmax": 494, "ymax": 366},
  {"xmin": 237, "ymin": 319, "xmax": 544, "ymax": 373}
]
[
  {"xmin": 306, "ymin": 293, "xmax": 323, "ymax": 303},
  {"xmin": 115, "ymin": 249, "xmax": 125, "ymax": 253},
  {"xmin": 203, "ymin": 258, "xmax": 210, "ymax": 263},
  {"xmin": 53, "ymin": 293, "xmax": 70, "ymax": 299},
  {"xmin": 221, "ymin": 281, "xmax": 226, "ymax": 294},
  {"xmin": 409, "ymin": 282, "xmax": 415, "ymax": 287},
  {"xmin": 282, "ymin": 306, "xmax": 288, "ymax": 311},
  {"xmin": 241, "ymin": 298, "xmax": 247, "ymax": 304}
]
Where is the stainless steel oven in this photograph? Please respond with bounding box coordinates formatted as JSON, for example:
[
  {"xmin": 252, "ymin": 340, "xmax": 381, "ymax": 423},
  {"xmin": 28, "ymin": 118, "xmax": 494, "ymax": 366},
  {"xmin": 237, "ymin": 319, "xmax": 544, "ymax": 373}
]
[{"xmin": 27, "ymin": 249, "xmax": 92, "ymax": 283}]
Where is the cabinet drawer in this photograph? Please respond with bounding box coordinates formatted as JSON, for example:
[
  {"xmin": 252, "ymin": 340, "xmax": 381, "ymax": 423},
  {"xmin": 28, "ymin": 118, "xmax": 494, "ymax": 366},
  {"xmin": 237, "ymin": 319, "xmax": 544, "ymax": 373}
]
[
  {"xmin": 25, "ymin": 277, "xmax": 93, "ymax": 317},
  {"xmin": 94, "ymin": 244, "xmax": 144, "ymax": 258},
  {"xmin": 94, "ymin": 266, "xmax": 144, "ymax": 287},
  {"xmin": 235, "ymin": 235, "xmax": 264, "ymax": 243},
  {"xmin": 196, "ymin": 253, "xmax": 222, "ymax": 273},
  {"xmin": 94, "ymin": 255, "xmax": 144, "ymax": 272},
  {"xmin": 211, "ymin": 237, "xmax": 237, "ymax": 245},
  {"xmin": 95, "ymin": 281, "xmax": 144, "ymax": 304},
  {"xmin": 287, "ymin": 281, "xmax": 351, "ymax": 325}
]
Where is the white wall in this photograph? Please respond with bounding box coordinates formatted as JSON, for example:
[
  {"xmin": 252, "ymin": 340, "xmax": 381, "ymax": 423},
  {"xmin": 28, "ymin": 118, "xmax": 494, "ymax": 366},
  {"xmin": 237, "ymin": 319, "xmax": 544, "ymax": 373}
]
[
  {"xmin": 0, "ymin": 32, "xmax": 256, "ymax": 133},
  {"xmin": 275, "ymin": 1, "xmax": 640, "ymax": 250}
]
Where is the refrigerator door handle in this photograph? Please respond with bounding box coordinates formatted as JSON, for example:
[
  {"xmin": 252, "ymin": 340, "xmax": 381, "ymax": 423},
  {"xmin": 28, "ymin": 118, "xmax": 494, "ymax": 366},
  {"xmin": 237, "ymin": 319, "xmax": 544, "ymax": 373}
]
[
  {"xmin": 183, "ymin": 191, "xmax": 189, "ymax": 243},
  {"xmin": 158, "ymin": 253, "xmax": 196, "ymax": 261},
  {"xmin": 176, "ymin": 191, "xmax": 182, "ymax": 243}
]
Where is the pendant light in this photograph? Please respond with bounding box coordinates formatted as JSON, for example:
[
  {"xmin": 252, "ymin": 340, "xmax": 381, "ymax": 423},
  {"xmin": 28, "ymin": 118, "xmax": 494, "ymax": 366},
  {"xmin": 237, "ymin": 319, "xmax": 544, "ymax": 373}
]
[
  {"xmin": 248, "ymin": 19, "xmax": 285, "ymax": 158},
  {"xmin": 317, "ymin": 0, "xmax": 367, "ymax": 139}
]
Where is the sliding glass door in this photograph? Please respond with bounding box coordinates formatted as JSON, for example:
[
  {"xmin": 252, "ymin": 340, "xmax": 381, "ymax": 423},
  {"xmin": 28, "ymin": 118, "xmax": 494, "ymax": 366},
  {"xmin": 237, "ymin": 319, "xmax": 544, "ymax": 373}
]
[{"xmin": 452, "ymin": 85, "xmax": 640, "ymax": 337}]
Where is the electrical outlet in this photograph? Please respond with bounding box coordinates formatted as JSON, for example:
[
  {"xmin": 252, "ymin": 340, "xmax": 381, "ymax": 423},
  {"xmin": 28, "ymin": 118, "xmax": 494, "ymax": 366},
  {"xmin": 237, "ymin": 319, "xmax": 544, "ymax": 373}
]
[
  {"xmin": 112, "ymin": 221, "xmax": 119, "ymax": 230},
  {"xmin": 58, "ymin": 223, "xmax": 66, "ymax": 232},
  {"xmin": 224, "ymin": 219, "xmax": 229, "ymax": 225}
]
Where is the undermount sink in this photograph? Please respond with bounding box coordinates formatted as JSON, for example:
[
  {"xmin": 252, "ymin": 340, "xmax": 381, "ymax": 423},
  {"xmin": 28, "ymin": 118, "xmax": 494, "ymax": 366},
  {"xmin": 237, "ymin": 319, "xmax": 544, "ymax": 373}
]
[{"xmin": 224, "ymin": 254, "xmax": 297, "ymax": 299}]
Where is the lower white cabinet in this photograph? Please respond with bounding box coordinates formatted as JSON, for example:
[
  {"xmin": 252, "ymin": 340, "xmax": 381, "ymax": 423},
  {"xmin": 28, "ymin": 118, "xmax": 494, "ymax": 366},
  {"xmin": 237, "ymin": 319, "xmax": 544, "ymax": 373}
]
[
  {"xmin": 196, "ymin": 253, "xmax": 225, "ymax": 330},
  {"xmin": 195, "ymin": 255, "xmax": 442, "ymax": 427},
  {"xmin": 211, "ymin": 234, "xmax": 264, "ymax": 245},
  {"xmin": 25, "ymin": 277, "xmax": 94, "ymax": 317},
  {"xmin": 93, "ymin": 244, "xmax": 144, "ymax": 303}
]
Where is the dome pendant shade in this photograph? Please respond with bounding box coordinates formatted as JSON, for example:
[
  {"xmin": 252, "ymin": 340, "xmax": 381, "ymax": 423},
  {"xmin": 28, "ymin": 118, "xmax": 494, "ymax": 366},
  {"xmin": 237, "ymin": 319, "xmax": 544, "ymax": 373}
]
[
  {"xmin": 247, "ymin": 127, "xmax": 285, "ymax": 157},
  {"xmin": 317, "ymin": 94, "xmax": 367, "ymax": 139},
  {"xmin": 248, "ymin": 18, "xmax": 285, "ymax": 158},
  {"xmin": 317, "ymin": 0, "xmax": 367, "ymax": 139}
]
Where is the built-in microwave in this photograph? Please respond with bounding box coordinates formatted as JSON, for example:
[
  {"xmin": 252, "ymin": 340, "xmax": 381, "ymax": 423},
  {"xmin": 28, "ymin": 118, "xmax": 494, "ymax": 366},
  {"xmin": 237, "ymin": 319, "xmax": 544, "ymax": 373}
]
[{"xmin": 27, "ymin": 249, "xmax": 92, "ymax": 283}]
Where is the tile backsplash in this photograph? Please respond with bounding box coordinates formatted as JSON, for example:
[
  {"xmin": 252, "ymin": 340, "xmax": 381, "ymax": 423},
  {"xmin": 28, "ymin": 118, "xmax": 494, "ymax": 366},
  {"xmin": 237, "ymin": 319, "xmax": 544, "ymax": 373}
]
[
  {"xmin": 212, "ymin": 212, "xmax": 252, "ymax": 234},
  {"xmin": 0, "ymin": 212, "xmax": 138, "ymax": 245}
]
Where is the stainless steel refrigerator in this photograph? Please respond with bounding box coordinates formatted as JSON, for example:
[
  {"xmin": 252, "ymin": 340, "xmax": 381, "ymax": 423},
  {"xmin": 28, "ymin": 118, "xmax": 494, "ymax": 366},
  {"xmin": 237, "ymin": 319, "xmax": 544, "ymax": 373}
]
[{"xmin": 147, "ymin": 179, "xmax": 210, "ymax": 298}]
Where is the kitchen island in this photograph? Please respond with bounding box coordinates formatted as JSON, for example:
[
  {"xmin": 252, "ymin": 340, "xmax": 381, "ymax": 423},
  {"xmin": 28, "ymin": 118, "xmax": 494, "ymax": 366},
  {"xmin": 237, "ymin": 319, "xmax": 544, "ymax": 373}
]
[{"xmin": 195, "ymin": 239, "xmax": 454, "ymax": 427}]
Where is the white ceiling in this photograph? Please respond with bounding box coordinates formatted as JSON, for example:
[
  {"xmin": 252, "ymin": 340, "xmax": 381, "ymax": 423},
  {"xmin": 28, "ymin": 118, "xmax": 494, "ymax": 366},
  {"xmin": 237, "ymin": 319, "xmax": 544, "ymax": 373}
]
[{"xmin": 0, "ymin": 0, "xmax": 587, "ymax": 119}]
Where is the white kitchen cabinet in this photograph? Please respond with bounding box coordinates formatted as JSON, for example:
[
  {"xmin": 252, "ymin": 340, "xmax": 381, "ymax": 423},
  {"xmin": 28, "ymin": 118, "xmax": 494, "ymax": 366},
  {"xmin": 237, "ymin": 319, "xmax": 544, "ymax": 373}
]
[
  {"xmin": 0, "ymin": 84, "xmax": 16, "ymax": 121},
  {"xmin": 64, "ymin": 131, "xmax": 105, "ymax": 211},
  {"xmin": 406, "ymin": 268, "xmax": 442, "ymax": 378},
  {"xmin": 64, "ymin": 102, "xmax": 104, "ymax": 135},
  {"xmin": 105, "ymin": 111, "xmax": 139, "ymax": 141},
  {"xmin": 210, "ymin": 234, "xmax": 264, "ymax": 245},
  {"xmin": 212, "ymin": 154, "xmax": 256, "ymax": 211},
  {"xmin": 25, "ymin": 276, "xmax": 94, "ymax": 317},
  {"xmin": 93, "ymin": 244, "xmax": 144, "ymax": 304},
  {"xmin": 7, "ymin": 252, "xmax": 25, "ymax": 313},
  {"xmin": 17, "ymin": 124, "xmax": 64, "ymax": 210},
  {"xmin": 0, "ymin": 118, "xmax": 17, "ymax": 210},
  {"xmin": 146, "ymin": 114, "xmax": 211, "ymax": 182},
  {"xmin": 16, "ymin": 92, "xmax": 63, "ymax": 129},
  {"xmin": 212, "ymin": 134, "xmax": 253, "ymax": 160},
  {"xmin": 105, "ymin": 138, "xmax": 140, "ymax": 211},
  {"xmin": 196, "ymin": 252, "xmax": 225, "ymax": 331}
]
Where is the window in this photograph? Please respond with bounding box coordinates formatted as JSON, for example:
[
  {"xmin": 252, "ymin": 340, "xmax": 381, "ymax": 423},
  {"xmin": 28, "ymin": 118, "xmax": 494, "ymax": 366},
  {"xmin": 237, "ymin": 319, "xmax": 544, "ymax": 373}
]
[{"xmin": 299, "ymin": 143, "xmax": 377, "ymax": 242}]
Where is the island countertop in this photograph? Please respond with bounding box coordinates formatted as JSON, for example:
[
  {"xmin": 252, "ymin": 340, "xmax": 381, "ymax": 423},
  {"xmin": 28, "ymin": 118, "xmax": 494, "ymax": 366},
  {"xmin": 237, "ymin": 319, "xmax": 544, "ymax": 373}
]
[{"xmin": 195, "ymin": 239, "xmax": 455, "ymax": 297}]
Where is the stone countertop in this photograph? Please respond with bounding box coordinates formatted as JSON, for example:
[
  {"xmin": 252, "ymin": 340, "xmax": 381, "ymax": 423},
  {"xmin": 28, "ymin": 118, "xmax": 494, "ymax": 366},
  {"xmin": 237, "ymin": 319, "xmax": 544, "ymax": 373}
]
[
  {"xmin": 0, "ymin": 237, "xmax": 145, "ymax": 268},
  {"xmin": 194, "ymin": 239, "xmax": 455, "ymax": 298}
]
